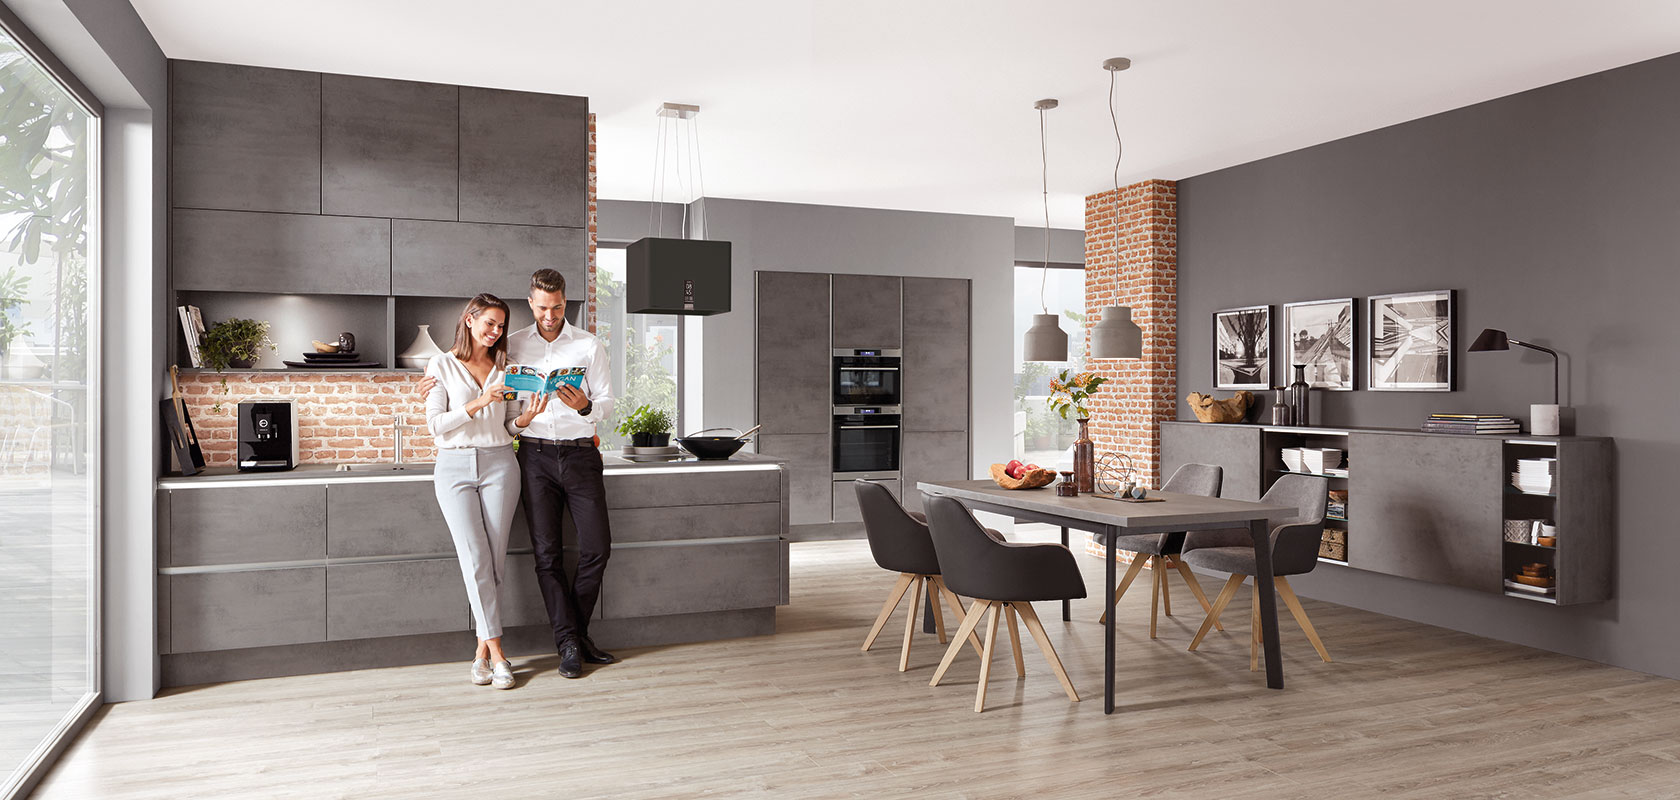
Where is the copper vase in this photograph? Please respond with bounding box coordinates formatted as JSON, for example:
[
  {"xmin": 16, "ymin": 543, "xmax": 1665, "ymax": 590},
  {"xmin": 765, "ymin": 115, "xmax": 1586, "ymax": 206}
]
[{"xmin": 1074, "ymin": 418, "xmax": 1095, "ymax": 492}]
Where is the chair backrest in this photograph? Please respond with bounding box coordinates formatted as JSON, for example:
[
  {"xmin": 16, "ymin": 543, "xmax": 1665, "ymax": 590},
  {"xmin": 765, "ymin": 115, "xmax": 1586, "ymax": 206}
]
[
  {"xmin": 922, "ymin": 494, "xmax": 1006, "ymax": 599},
  {"xmin": 1162, "ymin": 463, "xmax": 1223, "ymax": 498},
  {"xmin": 855, "ymin": 479, "xmax": 941, "ymax": 575},
  {"xmin": 1263, "ymin": 472, "xmax": 1330, "ymax": 574}
]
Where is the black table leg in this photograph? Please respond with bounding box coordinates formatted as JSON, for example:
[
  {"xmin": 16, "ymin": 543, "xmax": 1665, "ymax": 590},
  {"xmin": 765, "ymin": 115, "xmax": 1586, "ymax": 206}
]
[
  {"xmin": 1061, "ymin": 526, "xmax": 1071, "ymax": 622},
  {"xmin": 1251, "ymin": 518, "xmax": 1284, "ymax": 690},
  {"xmin": 1104, "ymin": 526, "xmax": 1117, "ymax": 714}
]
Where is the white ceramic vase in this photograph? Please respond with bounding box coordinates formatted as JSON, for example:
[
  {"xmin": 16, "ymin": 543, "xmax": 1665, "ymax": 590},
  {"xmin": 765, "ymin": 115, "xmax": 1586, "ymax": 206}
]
[
  {"xmin": 1, "ymin": 346, "xmax": 46, "ymax": 380},
  {"xmin": 398, "ymin": 324, "xmax": 445, "ymax": 370}
]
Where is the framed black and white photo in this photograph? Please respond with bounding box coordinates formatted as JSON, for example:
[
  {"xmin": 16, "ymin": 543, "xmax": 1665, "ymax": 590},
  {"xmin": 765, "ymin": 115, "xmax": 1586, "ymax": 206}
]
[
  {"xmin": 1213, "ymin": 305, "xmax": 1271, "ymax": 389},
  {"xmin": 1368, "ymin": 289, "xmax": 1455, "ymax": 391},
  {"xmin": 1282, "ymin": 298, "xmax": 1356, "ymax": 391}
]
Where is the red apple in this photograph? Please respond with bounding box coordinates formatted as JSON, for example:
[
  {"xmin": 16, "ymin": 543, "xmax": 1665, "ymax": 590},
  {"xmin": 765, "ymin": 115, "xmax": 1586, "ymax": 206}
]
[
  {"xmin": 1024, "ymin": 463, "xmax": 1040, "ymax": 473},
  {"xmin": 1005, "ymin": 459, "xmax": 1024, "ymax": 478}
]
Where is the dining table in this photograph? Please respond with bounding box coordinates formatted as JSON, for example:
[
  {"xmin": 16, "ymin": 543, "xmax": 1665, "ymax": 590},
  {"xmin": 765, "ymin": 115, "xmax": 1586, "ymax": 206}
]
[{"xmin": 917, "ymin": 479, "xmax": 1296, "ymax": 714}]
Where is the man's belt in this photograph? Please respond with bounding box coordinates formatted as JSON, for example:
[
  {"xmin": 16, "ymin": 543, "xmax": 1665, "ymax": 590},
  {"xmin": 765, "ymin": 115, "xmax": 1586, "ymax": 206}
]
[{"xmin": 519, "ymin": 435, "xmax": 595, "ymax": 448}]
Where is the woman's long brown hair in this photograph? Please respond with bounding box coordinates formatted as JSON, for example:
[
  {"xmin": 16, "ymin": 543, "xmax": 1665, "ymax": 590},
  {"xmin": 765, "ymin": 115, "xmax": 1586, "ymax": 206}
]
[{"xmin": 449, "ymin": 293, "xmax": 511, "ymax": 367}]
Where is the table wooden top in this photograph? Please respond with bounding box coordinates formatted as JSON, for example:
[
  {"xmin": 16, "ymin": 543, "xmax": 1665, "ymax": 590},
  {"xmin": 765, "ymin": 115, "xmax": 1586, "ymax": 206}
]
[{"xmin": 917, "ymin": 480, "xmax": 1295, "ymax": 531}]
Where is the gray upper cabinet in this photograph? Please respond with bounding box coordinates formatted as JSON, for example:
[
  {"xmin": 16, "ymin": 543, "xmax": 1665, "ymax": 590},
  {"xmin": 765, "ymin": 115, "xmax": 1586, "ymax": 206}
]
[
  {"xmin": 173, "ymin": 209, "xmax": 392, "ymax": 295},
  {"xmin": 321, "ymin": 75, "xmax": 458, "ymax": 221},
  {"xmin": 901, "ymin": 277, "xmax": 969, "ymax": 432},
  {"xmin": 831, "ymin": 275, "xmax": 903, "ymax": 350},
  {"xmin": 171, "ymin": 61, "xmax": 321, "ymax": 214},
  {"xmin": 1160, "ymin": 422, "xmax": 1263, "ymax": 501},
  {"xmin": 458, "ymin": 87, "xmax": 588, "ymax": 228},
  {"xmin": 755, "ymin": 271, "xmax": 832, "ymax": 435},
  {"xmin": 392, "ymin": 220, "xmax": 586, "ymax": 299},
  {"xmin": 1349, "ymin": 432, "xmax": 1503, "ymax": 592}
]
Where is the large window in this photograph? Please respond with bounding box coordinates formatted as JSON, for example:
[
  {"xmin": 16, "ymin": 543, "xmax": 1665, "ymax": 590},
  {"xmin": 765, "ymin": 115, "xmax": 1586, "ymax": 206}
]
[
  {"xmin": 0, "ymin": 24, "xmax": 99, "ymax": 797},
  {"xmin": 1012, "ymin": 264, "xmax": 1085, "ymax": 469},
  {"xmin": 593, "ymin": 245, "xmax": 679, "ymax": 449}
]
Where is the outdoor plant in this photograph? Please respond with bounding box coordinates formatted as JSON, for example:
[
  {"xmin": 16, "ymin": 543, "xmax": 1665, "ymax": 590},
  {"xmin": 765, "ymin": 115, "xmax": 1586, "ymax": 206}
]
[
  {"xmin": 1046, "ymin": 369, "xmax": 1108, "ymax": 420},
  {"xmin": 200, "ymin": 317, "xmax": 275, "ymax": 371},
  {"xmin": 614, "ymin": 404, "xmax": 674, "ymax": 441},
  {"xmin": 0, "ymin": 266, "xmax": 30, "ymax": 358}
]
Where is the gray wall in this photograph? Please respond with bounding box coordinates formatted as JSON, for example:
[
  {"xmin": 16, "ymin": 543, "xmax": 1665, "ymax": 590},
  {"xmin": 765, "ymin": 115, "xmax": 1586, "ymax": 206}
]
[
  {"xmin": 1013, "ymin": 226, "xmax": 1085, "ymax": 267},
  {"xmin": 1178, "ymin": 52, "xmax": 1680, "ymax": 678}
]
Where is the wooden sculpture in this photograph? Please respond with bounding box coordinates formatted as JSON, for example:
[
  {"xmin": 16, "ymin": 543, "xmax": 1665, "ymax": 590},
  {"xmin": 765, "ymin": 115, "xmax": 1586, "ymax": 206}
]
[{"xmin": 1187, "ymin": 391, "xmax": 1254, "ymax": 423}]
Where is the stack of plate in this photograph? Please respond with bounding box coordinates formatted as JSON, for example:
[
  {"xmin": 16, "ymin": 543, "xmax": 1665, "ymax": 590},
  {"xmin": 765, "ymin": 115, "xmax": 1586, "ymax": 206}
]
[
  {"xmin": 283, "ymin": 351, "xmax": 383, "ymax": 368},
  {"xmin": 620, "ymin": 444, "xmax": 682, "ymax": 462}
]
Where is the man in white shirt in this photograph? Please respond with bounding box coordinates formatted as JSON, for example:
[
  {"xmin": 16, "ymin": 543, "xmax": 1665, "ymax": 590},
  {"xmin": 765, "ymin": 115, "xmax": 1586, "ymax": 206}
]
[{"xmin": 504, "ymin": 269, "xmax": 617, "ymax": 678}]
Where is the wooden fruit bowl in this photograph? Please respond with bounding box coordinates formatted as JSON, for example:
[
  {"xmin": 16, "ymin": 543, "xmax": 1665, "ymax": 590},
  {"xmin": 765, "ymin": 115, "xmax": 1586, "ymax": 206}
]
[{"xmin": 990, "ymin": 463, "xmax": 1056, "ymax": 490}]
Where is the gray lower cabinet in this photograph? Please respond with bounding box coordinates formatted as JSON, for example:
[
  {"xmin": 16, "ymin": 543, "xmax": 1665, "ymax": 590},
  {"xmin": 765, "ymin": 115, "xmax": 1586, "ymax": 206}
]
[
  {"xmin": 833, "ymin": 478, "xmax": 899, "ymax": 523},
  {"xmin": 321, "ymin": 74, "xmax": 458, "ymax": 220},
  {"xmin": 831, "ymin": 274, "xmax": 902, "ymax": 350},
  {"xmin": 758, "ymin": 434, "xmax": 832, "ymax": 524},
  {"xmin": 1160, "ymin": 422, "xmax": 1263, "ymax": 500},
  {"xmin": 391, "ymin": 220, "xmax": 586, "ymax": 300},
  {"xmin": 458, "ymin": 87, "xmax": 589, "ymax": 228},
  {"xmin": 602, "ymin": 541, "xmax": 781, "ymax": 618},
  {"xmin": 755, "ymin": 271, "xmax": 832, "ymax": 435},
  {"xmin": 1348, "ymin": 432, "xmax": 1503, "ymax": 591},
  {"xmin": 500, "ymin": 553, "xmax": 563, "ymax": 629},
  {"xmin": 169, "ymin": 567, "xmax": 326, "ymax": 654},
  {"xmin": 609, "ymin": 502, "xmax": 782, "ymax": 542},
  {"xmin": 173, "ymin": 209, "xmax": 392, "ymax": 295},
  {"xmin": 327, "ymin": 560, "xmax": 469, "ymax": 640},
  {"xmin": 326, "ymin": 481, "xmax": 451, "ymax": 558},
  {"xmin": 902, "ymin": 277, "xmax": 970, "ymax": 433},
  {"xmin": 607, "ymin": 469, "xmax": 781, "ymax": 510},
  {"xmin": 171, "ymin": 61, "xmax": 321, "ymax": 214},
  {"xmin": 166, "ymin": 486, "xmax": 326, "ymax": 567},
  {"xmin": 901, "ymin": 430, "xmax": 969, "ymax": 513}
]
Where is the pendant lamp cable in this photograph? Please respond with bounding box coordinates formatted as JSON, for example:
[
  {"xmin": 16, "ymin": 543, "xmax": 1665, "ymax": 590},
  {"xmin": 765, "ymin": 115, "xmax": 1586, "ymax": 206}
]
[
  {"xmin": 1039, "ymin": 104, "xmax": 1051, "ymax": 315},
  {"xmin": 1109, "ymin": 67, "xmax": 1122, "ymax": 192}
]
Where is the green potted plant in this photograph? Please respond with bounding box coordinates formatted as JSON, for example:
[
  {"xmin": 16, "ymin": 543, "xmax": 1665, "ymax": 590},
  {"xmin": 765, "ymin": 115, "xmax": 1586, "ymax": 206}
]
[
  {"xmin": 200, "ymin": 317, "xmax": 275, "ymax": 371},
  {"xmin": 615, "ymin": 404, "xmax": 674, "ymax": 448}
]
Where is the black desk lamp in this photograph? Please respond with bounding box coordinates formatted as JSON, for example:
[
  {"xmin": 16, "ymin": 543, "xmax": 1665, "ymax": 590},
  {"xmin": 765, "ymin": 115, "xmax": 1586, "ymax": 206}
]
[{"xmin": 1468, "ymin": 328, "xmax": 1566, "ymax": 434}]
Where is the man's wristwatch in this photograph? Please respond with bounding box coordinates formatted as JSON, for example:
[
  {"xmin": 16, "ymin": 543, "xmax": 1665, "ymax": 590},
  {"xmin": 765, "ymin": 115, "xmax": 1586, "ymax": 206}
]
[{"xmin": 579, "ymin": 400, "xmax": 593, "ymax": 417}]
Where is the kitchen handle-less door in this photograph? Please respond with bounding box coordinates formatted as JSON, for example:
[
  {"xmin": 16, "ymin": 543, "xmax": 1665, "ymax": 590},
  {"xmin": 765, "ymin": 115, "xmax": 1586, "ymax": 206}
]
[
  {"xmin": 1349, "ymin": 432, "xmax": 1502, "ymax": 591},
  {"xmin": 831, "ymin": 274, "xmax": 903, "ymax": 350},
  {"xmin": 902, "ymin": 277, "xmax": 970, "ymax": 432},
  {"xmin": 758, "ymin": 433, "xmax": 832, "ymax": 524},
  {"xmin": 755, "ymin": 271, "xmax": 832, "ymax": 435}
]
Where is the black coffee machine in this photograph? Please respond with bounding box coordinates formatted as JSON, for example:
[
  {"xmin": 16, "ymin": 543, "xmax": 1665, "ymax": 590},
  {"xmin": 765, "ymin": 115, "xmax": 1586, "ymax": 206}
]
[{"xmin": 237, "ymin": 399, "xmax": 299, "ymax": 471}]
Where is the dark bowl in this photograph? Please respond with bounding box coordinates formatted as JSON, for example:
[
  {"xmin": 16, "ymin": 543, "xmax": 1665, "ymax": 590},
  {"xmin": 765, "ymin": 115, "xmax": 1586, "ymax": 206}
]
[{"xmin": 677, "ymin": 436, "xmax": 745, "ymax": 460}]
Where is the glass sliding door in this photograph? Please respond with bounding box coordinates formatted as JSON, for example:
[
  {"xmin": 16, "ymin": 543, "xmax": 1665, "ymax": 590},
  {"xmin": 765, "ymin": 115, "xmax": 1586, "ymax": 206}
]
[{"xmin": 0, "ymin": 22, "xmax": 100, "ymax": 798}]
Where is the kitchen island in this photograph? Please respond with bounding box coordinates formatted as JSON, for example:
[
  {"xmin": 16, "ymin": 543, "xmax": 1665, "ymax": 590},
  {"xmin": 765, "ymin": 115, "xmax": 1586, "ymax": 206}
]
[{"xmin": 154, "ymin": 453, "xmax": 788, "ymax": 686}]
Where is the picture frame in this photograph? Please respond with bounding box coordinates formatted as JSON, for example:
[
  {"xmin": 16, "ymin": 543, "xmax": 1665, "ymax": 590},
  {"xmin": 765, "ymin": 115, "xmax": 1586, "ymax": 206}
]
[
  {"xmin": 1213, "ymin": 304, "xmax": 1272, "ymax": 390},
  {"xmin": 1368, "ymin": 289, "xmax": 1456, "ymax": 391},
  {"xmin": 1282, "ymin": 298, "xmax": 1356, "ymax": 391}
]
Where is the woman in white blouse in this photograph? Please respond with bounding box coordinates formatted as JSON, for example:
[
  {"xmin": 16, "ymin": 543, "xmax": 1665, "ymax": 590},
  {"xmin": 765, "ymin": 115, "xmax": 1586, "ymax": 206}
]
[{"xmin": 424, "ymin": 293, "xmax": 548, "ymax": 689}]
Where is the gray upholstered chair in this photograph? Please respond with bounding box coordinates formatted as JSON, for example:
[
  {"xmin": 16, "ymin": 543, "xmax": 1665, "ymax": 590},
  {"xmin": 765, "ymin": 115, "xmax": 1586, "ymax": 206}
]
[
  {"xmin": 923, "ymin": 494, "xmax": 1086, "ymax": 712},
  {"xmin": 1183, "ymin": 473, "xmax": 1333, "ymax": 670},
  {"xmin": 856, "ymin": 480, "xmax": 983, "ymax": 671},
  {"xmin": 1097, "ymin": 463, "xmax": 1226, "ymax": 638}
]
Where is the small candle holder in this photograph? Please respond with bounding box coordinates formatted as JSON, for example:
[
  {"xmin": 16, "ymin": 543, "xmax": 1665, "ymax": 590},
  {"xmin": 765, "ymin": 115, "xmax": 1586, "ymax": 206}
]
[{"xmin": 1056, "ymin": 471, "xmax": 1078, "ymax": 497}]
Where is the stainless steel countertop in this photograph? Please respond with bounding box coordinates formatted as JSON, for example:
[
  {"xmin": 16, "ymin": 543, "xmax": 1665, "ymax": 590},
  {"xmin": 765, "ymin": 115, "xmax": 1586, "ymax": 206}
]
[{"xmin": 158, "ymin": 451, "xmax": 784, "ymax": 489}]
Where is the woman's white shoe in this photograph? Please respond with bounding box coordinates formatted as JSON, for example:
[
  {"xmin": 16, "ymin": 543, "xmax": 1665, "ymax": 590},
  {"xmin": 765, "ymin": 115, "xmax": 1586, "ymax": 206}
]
[
  {"xmin": 491, "ymin": 660, "xmax": 515, "ymax": 690},
  {"xmin": 470, "ymin": 658, "xmax": 493, "ymax": 686}
]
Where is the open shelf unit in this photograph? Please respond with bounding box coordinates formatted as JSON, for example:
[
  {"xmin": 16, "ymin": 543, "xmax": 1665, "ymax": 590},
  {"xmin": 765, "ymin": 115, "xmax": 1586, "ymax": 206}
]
[{"xmin": 1261, "ymin": 427, "xmax": 1351, "ymax": 566}]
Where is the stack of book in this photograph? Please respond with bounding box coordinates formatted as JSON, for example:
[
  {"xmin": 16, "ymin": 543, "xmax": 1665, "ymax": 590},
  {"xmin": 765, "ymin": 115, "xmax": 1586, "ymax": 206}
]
[
  {"xmin": 1513, "ymin": 457, "xmax": 1557, "ymax": 494},
  {"xmin": 1421, "ymin": 413, "xmax": 1521, "ymax": 435}
]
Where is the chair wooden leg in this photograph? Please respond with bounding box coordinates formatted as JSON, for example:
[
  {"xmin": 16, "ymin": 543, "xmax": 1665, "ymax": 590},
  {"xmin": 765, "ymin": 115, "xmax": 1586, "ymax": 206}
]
[
  {"xmin": 862, "ymin": 573, "xmax": 915, "ymax": 652},
  {"xmin": 1189, "ymin": 575, "xmax": 1245, "ymax": 651},
  {"xmin": 1149, "ymin": 557, "xmax": 1162, "ymax": 638},
  {"xmin": 1172, "ymin": 556, "xmax": 1223, "ymax": 632},
  {"xmin": 899, "ymin": 575, "xmax": 923, "ymax": 672},
  {"xmin": 928, "ymin": 576, "xmax": 948, "ymax": 644},
  {"xmin": 1015, "ymin": 603, "xmax": 1078, "ymax": 702},
  {"xmin": 1250, "ymin": 584, "xmax": 1261, "ymax": 672},
  {"xmin": 975, "ymin": 603, "xmax": 1001, "ymax": 712},
  {"xmin": 1161, "ymin": 556, "xmax": 1173, "ymax": 617},
  {"xmin": 1005, "ymin": 604, "xmax": 1025, "ymax": 678},
  {"xmin": 1277, "ymin": 577, "xmax": 1332, "ymax": 663},
  {"xmin": 931, "ymin": 600, "xmax": 990, "ymax": 687},
  {"xmin": 933, "ymin": 578, "xmax": 985, "ymax": 659},
  {"xmin": 1099, "ymin": 554, "xmax": 1149, "ymax": 625}
]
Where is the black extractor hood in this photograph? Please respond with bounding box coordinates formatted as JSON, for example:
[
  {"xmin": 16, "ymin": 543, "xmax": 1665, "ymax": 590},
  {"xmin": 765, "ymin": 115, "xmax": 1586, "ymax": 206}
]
[{"xmin": 626, "ymin": 237, "xmax": 732, "ymax": 316}]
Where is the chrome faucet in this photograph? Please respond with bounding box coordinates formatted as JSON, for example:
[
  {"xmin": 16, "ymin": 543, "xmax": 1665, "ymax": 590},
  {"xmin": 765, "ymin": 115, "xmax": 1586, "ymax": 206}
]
[{"xmin": 393, "ymin": 415, "xmax": 420, "ymax": 466}]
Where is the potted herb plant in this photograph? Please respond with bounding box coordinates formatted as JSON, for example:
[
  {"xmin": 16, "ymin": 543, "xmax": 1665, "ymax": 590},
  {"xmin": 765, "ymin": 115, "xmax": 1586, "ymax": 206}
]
[
  {"xmin": 200, "ymin": 317, "xmax": 276, "ymax": 371},
  {"xmin": 615, "ymin": 404, "xmax": 675, "ymax": 448}
]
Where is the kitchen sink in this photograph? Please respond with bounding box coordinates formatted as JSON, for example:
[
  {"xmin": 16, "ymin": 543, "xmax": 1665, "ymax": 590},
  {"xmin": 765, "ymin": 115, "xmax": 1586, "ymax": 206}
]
[{"xmin": 334, "ymin": 462, "xmax": 432, "ymax": 472}]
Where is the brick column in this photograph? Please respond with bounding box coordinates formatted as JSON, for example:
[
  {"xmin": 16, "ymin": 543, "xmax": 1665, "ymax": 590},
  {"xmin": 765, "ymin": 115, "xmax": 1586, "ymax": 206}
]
[
  {"xmin": 1084, "ymin": 180, "xmax": 1178, "ymax": 559},
  {"xmin": 586, "ymin": 112, "xmax": 599, "ymax": 333}
]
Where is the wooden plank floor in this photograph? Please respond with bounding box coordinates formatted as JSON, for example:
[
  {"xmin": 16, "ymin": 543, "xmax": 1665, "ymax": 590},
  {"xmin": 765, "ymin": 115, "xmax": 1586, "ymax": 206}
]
[{"xmin": 31, "ymin": 532, "xmax": 1680, "ymax": 799}]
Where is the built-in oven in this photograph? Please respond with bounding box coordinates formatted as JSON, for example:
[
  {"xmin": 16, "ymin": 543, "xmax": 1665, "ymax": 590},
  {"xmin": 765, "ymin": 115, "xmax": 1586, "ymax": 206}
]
[
  {"xmin": 832, "ymin": 405, "xmax": 900, "ymax": 478},
  {"xmin": 833, "ymin": 348, "xmax": 902, "ymax": 407}
]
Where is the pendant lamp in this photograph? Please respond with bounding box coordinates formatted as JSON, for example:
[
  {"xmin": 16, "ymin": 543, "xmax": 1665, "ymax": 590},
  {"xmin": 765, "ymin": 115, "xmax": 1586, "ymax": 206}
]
[
  {"xmin": 1023, "ymin": 98, "xmax": 1068, "ymax": 362},
  {"xmin": 1089, "ymin": 57, "xmax": 1144, "ymax": 361}
]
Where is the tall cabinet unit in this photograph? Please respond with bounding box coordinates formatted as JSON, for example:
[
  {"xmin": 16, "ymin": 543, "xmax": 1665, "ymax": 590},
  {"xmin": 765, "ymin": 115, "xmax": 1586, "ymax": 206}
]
[
  {"xmin": 900, "ymin": 277, "xmax": 972, "ymax": 513},
  {"xmin": 754, "ymin": 272, "xmax": 834, "ymax": 525}
]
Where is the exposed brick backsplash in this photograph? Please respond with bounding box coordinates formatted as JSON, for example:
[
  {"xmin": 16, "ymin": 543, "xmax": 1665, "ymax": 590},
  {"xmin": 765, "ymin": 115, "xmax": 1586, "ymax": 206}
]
[{"xmin": 1084, "ymin": 180, "xmax": 1178, "ymax": 559}]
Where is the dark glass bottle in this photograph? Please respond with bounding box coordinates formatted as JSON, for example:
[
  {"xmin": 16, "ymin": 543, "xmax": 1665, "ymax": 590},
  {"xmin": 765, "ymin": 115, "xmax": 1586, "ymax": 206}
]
[
  {"xmin": 1289, "ymin": 365, "xmax": 1312, "ymax": 427},
  {"xmin": 1270, "ymin": 387, "xmax": 1292, "ymax": 425}
]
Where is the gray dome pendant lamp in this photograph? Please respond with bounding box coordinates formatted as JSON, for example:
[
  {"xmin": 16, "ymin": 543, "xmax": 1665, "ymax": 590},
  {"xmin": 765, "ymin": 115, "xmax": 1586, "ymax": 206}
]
[
  {"xmin": 1023, "ymin": 98, "xmax": 1069, "ymax": 362},
  {"xmin": 1088, "ymin": 57, "xmax": 1144, "ymax": 361}
]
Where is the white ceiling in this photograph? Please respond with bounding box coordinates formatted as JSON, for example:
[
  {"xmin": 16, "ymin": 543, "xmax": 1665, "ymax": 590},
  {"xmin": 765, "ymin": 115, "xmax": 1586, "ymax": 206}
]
[{"xmin": 131, "ymin": 1, "xmax": 1680, "ymax": 228}]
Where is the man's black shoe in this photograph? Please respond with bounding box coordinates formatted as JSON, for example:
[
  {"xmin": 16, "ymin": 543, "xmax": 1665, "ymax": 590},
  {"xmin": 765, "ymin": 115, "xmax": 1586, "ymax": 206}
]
[
  {"xmin": 558, "ymin": 639, "xmax": 583, "ymax": 678},
  {"xmin": 581, "ymin": 636, "xmax": 617, "ymax": 665}
]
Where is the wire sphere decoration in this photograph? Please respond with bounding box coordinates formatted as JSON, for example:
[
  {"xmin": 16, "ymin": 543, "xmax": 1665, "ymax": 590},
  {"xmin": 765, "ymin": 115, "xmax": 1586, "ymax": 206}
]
[{"xmin": 1095, "ymin": 452, "xmax": 1139, "ymax": 496}]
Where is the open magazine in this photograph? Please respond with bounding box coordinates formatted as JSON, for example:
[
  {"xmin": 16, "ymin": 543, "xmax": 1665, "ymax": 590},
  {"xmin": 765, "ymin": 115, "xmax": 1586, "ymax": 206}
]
[{"xmin": 502, "ymin": 365, "xmax": 587, "ymax": 398}]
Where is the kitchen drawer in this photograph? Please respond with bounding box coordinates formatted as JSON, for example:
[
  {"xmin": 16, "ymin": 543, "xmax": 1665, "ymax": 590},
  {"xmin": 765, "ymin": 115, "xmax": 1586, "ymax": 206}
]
[
  {"xmin": 169, "ymin": 568, "xmax": 326, "ymax": 653},
  {"xmin": 326, "ymin": 560, "xmax": 469, "ymax": 640},
  {"xmin": 166, "ymin": 485, "xmax": 327, "ymax": 567},
  {"xmin": 608, "ymin": 502, "xmax": 782, "ymax": 543},
  {"xmin": 602, "ymin": 540, "xmax": 782, "ymax": 619},
  {"xmin": 606, "ymin": 468, "xmax": 781, "ymax": 509},
  {"xmin": 327, "ymin": 480, "xmax": 451, "ymax": 558}
]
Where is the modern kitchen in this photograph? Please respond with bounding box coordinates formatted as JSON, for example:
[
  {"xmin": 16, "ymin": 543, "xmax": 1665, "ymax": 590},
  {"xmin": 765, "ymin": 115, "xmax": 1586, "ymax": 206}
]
[{"xmin": 7, "ymin": 2, "xmax": 1680, "ymax": 799}]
